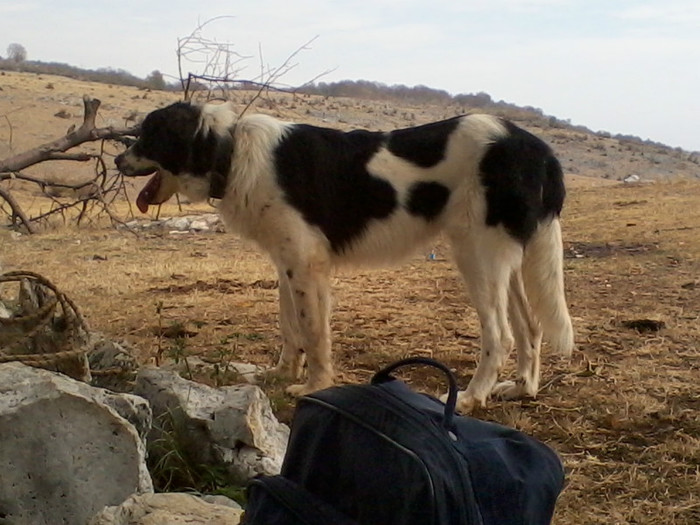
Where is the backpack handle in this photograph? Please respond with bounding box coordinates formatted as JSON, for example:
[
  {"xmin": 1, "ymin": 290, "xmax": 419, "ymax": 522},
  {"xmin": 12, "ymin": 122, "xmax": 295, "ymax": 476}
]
[{"xmin": 371, "ymin": 357, "xmax": 458, "ymax": 431}]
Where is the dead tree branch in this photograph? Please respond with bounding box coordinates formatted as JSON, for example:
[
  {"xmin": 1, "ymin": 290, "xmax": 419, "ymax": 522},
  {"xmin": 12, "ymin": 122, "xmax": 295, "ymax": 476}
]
[
  {"xmin": 0, "ymin": 96, "xmax": 138, "ymax": 174},
  {"xmin": 0, "ymin": 186, "xmax": 36, "ymax": 233},
  {"xmin": 0, "ymin": 171, "xmax": 98, "ymax": 189},
  {"xmin": 176, "ymin": 16, "xmax": 252, "ymax": 101},
  {"xmin": 240, "ymin": 36, "xmax": 327, "ymax": 117},
  {"xmin": 1, "ymin": 21, "xmax": 331, "ymax": 234},
  {"xmin": 0, "ymin": 96, "xmax": 140, "ymax": 233},
  {"xmin": 175, "ymin": 17, "xmax": 333, "ymax": 104}
]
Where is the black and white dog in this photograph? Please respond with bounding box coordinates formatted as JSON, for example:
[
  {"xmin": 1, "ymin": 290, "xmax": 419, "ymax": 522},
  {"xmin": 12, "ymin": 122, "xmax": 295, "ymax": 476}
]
[{"xmin": 115, "ymin": 101, "xmax": 574, "ymax": 412}]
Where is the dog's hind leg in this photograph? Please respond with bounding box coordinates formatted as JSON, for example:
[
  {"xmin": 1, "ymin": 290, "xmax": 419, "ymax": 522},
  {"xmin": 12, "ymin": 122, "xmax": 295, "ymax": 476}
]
[
  {"xmin": 521, "ymin": 218, "xmax": 574, "ymax": 357},
  {"xmin": 491, "ymin": 269, "xmax": 542, "ymax": 400},
  {"xmin": 449, "ymin": 227, "xmax": 522, "ymax": 413}
]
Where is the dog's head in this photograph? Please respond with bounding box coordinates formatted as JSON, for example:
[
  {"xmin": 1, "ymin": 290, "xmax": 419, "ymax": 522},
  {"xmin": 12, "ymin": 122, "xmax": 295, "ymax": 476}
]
[{"xmin": 115, "ymin": 101, "xmax": 235, "ymax": 213}]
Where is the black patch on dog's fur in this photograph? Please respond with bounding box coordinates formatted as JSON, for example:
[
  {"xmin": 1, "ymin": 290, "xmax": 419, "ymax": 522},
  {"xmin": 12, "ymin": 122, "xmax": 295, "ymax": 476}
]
[
  {"xmin": 192, "ymin": 125, "xmax": 233, "ymax": 176},
  {"xmin": 274, "ymin": 125, "xmax": 397, "ymax": 252},
  {"xmin": 406, "ymin": 181, "xmax": 450, "ymax": 220},
  {"xmin": 209, "ymin": 172, "xmax": 229, "ymax": 199},
  {"xmin": 479, "ymin": 120, "xmax": 565, "ymax": 243},
  {"xmin": 387, "ymin": 117, "xmax": 461, "ymax": 168},
  {"xmin": 191, "ymin": 125, "xmax": 233, "ymax": 199}
]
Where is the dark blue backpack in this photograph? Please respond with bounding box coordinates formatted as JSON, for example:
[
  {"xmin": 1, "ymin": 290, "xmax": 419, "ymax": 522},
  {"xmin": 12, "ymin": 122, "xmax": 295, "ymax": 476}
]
[
  {"xmin": 245, "ymin": 358, "xmax": 564, "ymax": 525},
  {"xmin": 245, "ymin": 475, "xmax": 359, "ymax": 525}
]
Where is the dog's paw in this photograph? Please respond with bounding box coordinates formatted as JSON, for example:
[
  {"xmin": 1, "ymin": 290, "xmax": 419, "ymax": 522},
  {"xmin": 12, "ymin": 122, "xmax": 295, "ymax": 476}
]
[
  {"xmin": 491, "ymin": 380, "xmax": 536, "ymax": 400},
  {"xmin": 286, "ymin": 379, "xmax": 333, "ymax": 397},
  {"xmin": 441, "ymin": 391, "xmax": 487, "ymax": 414},
  {"xmin": 258, "ymin": 363, "xmax": 301, "ymax": 383}
]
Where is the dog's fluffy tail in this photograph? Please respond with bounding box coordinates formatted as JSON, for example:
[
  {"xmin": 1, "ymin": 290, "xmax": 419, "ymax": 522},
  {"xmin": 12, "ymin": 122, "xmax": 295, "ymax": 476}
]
[{"xmin": 522, "ymin": 217, "xmax": 574, "ymax": 356}]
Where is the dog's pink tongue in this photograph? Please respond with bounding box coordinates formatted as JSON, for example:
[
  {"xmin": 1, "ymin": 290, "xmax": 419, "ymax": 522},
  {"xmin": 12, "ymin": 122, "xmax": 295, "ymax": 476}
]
[{"xmin": 136, "ymin": 172, "xmax": 162, "ymax": 213}]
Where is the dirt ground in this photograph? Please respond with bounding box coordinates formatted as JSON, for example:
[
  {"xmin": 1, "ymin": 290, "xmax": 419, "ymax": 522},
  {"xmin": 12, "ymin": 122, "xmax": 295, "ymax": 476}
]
[{"xmin": 2, "ymin": 71, "xmax": 699, "ymax": 524}]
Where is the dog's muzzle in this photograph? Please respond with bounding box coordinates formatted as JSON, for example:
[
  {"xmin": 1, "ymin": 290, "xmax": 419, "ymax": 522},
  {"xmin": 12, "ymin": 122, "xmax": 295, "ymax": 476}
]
[
  {"xmin": 114, "ymin": 153, "xmax": 129, "ymax": 172},
  {"xmin": 114, "ymin": 152, "xmax": 157, "ymax": 177}
]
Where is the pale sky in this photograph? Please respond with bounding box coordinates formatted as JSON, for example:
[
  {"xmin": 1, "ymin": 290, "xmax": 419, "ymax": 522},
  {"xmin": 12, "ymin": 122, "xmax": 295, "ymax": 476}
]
[{"xmin": 2, "ymin": 0, "xmax": 699, "ymax": 151}]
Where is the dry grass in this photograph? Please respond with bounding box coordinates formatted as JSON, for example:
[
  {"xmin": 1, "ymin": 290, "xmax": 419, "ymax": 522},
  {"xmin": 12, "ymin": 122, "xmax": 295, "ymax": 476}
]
[
  {"xmin": 2, "ymin": 72, "xmax": 700, "ymax": 524},
  {"xmin": 3, "ymin": 180, "xmax": 699, "ymax": 524}
]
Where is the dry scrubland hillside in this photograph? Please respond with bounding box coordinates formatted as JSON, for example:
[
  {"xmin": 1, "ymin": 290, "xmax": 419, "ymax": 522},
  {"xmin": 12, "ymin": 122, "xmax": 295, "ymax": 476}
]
[
  {"xmin": 1, "ymin": 69, "xmax": 699, "ymax": 185},
  {"xmin": 2, "ymin": 71, "xmax": 700, "ymax": 524}
]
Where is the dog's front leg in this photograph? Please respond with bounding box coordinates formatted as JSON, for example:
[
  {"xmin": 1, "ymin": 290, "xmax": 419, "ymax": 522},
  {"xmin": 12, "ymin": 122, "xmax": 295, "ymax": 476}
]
[
  {"xmin": 267, "ymin": 269, "xmax": 305, "ymax": 380},
  {"xmin": 284, "ymin": 267, "xmax": 335, "ymax": 397}
]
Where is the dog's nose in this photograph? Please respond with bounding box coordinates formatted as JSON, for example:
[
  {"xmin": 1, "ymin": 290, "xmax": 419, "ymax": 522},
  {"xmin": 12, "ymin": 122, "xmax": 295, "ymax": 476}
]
[{"xmin": 114, "ymin": 154, "xmax": 124, "ymax": 171}]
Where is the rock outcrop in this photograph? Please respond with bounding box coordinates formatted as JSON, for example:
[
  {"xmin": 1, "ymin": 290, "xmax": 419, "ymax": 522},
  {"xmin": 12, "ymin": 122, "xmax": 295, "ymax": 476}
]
[
  {"xmin": 88, "ymin": 493, "xmax": 244, "ymax": 525},
  {"xmin": 134, "ymin": 367, "xmax": 289, "ymax": 483},
  {"xmin": 0, "ymin": 362, "xmax": 152, "ymax": 525}
]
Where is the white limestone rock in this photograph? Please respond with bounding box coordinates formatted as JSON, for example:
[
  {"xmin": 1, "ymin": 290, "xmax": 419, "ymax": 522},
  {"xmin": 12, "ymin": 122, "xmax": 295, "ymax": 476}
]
[
  {"xmin": 0, "ymin": 362, "xmax": 153, "ymax": 525},
  {"xmin": 88, "ymin": 493, "xmax": 243, "ymax": 525},
  {"xmin": 134, "ymin": 367, "xmax": 289, "ymax": 483}
]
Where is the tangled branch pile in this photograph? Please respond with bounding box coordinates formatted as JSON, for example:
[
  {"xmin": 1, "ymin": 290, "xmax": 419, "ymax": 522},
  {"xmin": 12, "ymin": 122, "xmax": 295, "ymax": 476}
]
[{"xmin": 0, "ymin": 96, "xmax": 139, "ymax": 232}]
